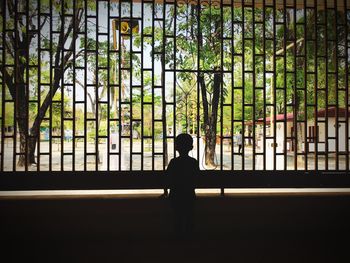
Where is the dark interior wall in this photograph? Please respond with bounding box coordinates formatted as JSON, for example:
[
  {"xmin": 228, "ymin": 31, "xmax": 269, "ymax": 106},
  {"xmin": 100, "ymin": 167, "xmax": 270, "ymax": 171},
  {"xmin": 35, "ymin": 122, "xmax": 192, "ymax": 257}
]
[{"xmin": 1, "ymin": 195, "xmax": 350, "ymax": 262}]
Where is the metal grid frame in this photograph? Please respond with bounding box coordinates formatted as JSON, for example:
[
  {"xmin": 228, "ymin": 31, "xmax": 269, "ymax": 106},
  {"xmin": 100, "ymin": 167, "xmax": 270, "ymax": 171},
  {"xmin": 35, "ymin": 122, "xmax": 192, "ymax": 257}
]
[{"xmin": 0, "ymin": 0, "xmax": 349, "ymax": 172}]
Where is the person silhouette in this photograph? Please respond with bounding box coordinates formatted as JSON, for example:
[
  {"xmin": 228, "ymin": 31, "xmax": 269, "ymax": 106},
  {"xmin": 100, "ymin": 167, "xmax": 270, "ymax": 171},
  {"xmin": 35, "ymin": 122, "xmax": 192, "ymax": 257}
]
[
  {"xmin": 166, "ymin": 133, "xmax": 199, "ymax": 239},
  {"xmin": 237, "ymin": 130, "xmax": 243, "ymax": 154}
]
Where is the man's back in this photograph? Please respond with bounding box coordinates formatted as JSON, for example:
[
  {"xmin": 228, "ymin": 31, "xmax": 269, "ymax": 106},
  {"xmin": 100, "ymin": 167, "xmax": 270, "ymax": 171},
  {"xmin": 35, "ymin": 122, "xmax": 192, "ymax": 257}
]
[
  {"xmin": 166, "ymin": 133, "xmax": 198, "ymax": 237},
  {"xmin": 167, "ymin": 155, "xmax": 199, "ymax": 201}
]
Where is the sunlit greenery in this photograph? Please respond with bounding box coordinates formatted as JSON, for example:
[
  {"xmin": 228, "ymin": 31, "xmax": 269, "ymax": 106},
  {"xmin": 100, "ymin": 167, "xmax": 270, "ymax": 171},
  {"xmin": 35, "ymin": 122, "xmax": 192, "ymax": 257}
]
[{"xmin": 0, "ymin": 0, "xmax": 347, "ymax": 169}]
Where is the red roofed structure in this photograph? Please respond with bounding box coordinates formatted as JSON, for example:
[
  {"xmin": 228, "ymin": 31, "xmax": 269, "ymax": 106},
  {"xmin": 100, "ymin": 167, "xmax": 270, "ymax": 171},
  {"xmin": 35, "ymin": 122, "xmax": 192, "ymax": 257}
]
[
  {"xmin": 246, "ymin": 107, "xmax": 350, "ymax": 153},
  {"xmin": 255, "ymin": 107, "xmax": 350, "ymax": 125}
]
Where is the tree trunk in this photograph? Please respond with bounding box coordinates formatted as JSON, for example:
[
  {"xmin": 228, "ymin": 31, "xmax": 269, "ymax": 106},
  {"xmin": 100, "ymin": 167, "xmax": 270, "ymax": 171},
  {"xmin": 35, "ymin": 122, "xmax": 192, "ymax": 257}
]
[
  {"xmin": 20, "ymin": 134, "xmax": 38, "ymax": 166},
  {"xmin": 17, "ymin": 128, "xmax": 37, "ymax": 167},
  {"xmin": 17, "ymin": 126, "xmax": 28, "ymax": 167},
  {"xmin": 161, "ymin": 56, "xmax": 168, "ymax": 166},
  {"xmin": 17, "ymin": 85, "xmax": 37, "ymax": 166},
  {"xmin": 200, "ymin": 73, "xmax": 221, "ymax": 168},
  {"xmin": 15, "ymin": 66, "xmax": 38, "ymax": 166},
  {"xmin": 204, "ymin": 118, "xmax": 217, "ymax": 167},
  {"xmin": 17, "ymin": 86, "xmax": 39, "ymax": 166},
  {"xmin": 296, "ymin": 119, "xmax": 304, "ymax": 167},
  {"xmin": 293, "ymin": 90, "xmax": 304, "ymax": 167}
]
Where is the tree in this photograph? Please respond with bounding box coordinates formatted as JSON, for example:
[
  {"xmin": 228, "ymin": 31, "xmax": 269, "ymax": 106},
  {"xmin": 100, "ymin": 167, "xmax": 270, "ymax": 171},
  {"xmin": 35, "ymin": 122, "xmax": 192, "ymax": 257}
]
[
  {"xmin": 141, "ymin": 3, "xmax": 240, "ymax": 167},
  {"xmin": 133, "ymin": 3, "xmax": 173, "ymax": 166},
  {"xmin": 147, "ymin": 4, "xmax": 228, "ymax": 167},
  {"xmin": 278, "ymin": 7, "xmax": 347, "ymax": 158},
  {"xmin": 74, "ymin": 40, "xmax": 110, "ymax": 137},
  {"xmin": 1, "ymin": 0, "xmax": 84, "ymax": 166},
  {"xmin": 176, "ymin": 77, "xmax": 198, "ymax": 134}
]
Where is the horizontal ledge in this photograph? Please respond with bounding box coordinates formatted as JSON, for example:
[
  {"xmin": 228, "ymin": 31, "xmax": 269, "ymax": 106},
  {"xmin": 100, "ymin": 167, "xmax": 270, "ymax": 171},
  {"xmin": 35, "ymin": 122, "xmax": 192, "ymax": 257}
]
[
  {"xmin": 0, "ymin": 171, "xmax": 349, "ymax": 190},
  {"xmin": 1, "ymin": 188, "xmax": 350, "ymax": 200}
]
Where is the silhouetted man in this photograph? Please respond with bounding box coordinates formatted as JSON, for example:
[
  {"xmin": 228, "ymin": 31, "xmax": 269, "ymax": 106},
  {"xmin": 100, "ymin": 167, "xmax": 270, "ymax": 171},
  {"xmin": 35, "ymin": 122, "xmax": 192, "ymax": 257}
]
[
  {"xmin": 166, "ymin": 133, "xmax": 199, "ymax": 239},
  {"xmin": 237, "ymin": 130, "xmax": 243, "ymax": 154}
]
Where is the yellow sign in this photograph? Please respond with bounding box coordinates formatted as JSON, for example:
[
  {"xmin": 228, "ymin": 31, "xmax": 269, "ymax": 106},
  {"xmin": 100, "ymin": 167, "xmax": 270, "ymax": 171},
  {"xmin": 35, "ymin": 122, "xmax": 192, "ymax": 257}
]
[{"xmin": 115, "ymin": 19, "xmax": 139, "ymax": 35}]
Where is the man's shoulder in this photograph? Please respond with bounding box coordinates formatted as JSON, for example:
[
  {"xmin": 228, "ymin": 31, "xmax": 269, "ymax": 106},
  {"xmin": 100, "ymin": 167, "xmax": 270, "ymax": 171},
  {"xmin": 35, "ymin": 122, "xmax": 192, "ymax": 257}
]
[
  {"xmin": 189, "ymin": 156, "xmax": 199, "ymax": 163},
  {"xmin": 172, "ymin": 156, "xmax": 198, "ymax": 165},
  {"xmin": 177, "ymin": 155, "xmax": 197, "ymax": 160}
]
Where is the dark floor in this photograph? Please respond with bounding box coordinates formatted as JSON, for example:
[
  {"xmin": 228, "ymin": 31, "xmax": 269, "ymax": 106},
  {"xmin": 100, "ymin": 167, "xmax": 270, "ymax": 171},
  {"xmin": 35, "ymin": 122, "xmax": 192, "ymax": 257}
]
[{"xmin": 1, "ymin": 194, "xmax": 350, "ymax": 262}]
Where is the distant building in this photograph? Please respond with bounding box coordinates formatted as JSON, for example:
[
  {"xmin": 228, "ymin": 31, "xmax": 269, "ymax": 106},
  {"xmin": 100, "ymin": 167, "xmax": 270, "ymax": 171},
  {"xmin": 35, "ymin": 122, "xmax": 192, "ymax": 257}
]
[{"xmin": 255, "ymin": 107, "xmax": 350, "ymax": 154}]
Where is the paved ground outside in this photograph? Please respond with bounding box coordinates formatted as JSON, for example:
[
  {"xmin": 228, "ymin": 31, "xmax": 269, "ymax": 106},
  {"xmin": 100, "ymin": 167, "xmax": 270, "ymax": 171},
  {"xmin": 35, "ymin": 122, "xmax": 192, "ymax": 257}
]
[{"xmin": 2, "ymin": 138, "xmax": 348, "ymax": 171}]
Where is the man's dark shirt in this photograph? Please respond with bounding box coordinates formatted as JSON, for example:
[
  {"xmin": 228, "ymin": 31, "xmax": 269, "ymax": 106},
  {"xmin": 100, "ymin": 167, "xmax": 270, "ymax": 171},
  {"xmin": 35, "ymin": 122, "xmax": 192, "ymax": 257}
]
[{"xmin": 167, "ymin": 155, "xmax": 199, "ymax": 203}]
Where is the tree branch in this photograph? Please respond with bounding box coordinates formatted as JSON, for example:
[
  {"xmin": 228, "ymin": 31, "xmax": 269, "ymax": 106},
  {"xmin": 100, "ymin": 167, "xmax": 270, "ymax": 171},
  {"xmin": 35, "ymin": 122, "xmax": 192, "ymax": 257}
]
[
  {"xmin": 4, "ymin": 37, "xmax": 15, "ymax": 58},
  {"xmin": 87, "ymin": 92, "xmax": 96, "ymax": 116},
  {"xmin": 1, "ymin": 66, "xmax": 15, "ymax": 99},
  {"xmin": 6, "ymin": 31, "xmax": 16, "ymax": 51},
  {"xmin": 75, "ymin": 78, "xmax": 84, "ymax": 88},
  {"xmin": 7, "ymin": 0, "xmax": 15, "ymax": 19},
  {"xmin": 199, "ymin": 74, "xmax": 209, "ymax": 125},
  {"xmin": 31, "ymin": 8, "xmax": 84, "ymax": 134},
  {"xmin": 38, "ymin": 15, "xmax": 48, "ymax": 32},
  {"xmin": 211, "ymin": 73, "xmax": 221, "ymax": 119}
]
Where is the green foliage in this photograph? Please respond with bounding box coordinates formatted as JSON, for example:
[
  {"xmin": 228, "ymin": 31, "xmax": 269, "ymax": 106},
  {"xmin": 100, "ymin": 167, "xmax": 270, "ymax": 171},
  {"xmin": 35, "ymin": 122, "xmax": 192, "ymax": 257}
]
[{"xmin": 3, "ymin": 1, "xmax": 348, "ymax": 150}]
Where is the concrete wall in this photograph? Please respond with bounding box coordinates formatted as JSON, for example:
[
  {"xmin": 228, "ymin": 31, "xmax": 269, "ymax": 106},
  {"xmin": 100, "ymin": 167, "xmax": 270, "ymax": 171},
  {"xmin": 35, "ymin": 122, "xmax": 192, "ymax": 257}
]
[{"xmin": 1, "ymin": 195, "xmax": 349, "ymax": 262}]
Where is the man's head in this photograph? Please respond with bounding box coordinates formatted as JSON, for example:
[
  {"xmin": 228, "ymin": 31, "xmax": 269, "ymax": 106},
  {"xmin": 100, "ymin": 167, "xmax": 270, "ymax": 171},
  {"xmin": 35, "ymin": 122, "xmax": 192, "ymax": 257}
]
[{"xmin": 175, "ymin": 133, "xmax": 193, "ymax": 155}]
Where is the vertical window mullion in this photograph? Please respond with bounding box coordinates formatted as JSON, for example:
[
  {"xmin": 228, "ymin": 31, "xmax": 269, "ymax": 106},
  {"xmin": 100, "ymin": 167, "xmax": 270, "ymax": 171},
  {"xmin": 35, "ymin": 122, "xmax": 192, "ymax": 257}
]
[
  {"xmin": 197, "ymin": 2, "xmax": 201, "ymax": 166},
  {"xmin": 324, "ymin": 0, "xmax": 329, "ymax": 170},
  {"xmin": 152, "ymin": 0, "xmax": 155, "ymax": 170},
  {"xmin": 13, "ymin": 0, "xmax": 18, "ymax": 171},
  {"xmin": 118, "ymin": 1, "xmax": 122, "ymax": 170},
  {"xmin": 95, "ymin": 2, "xmax": 99, "ymax": 171},
  {"xmin": 60, "ymin": 3, "xmax": 65, "ymax": 171},
  {"xmin": 49, "ymin": 0, "xmax": 53, "ymax": 171},
  {"xmin": 345, "ymin": 0, "xmax": 349, "ymax": 171},
  {"xmin": 84, "ymin": 0, "xmax": 88, "ymax": 171},
  {"xmin": 161, "ymin": 1, "xmax": 167, "ymax": 170},
  {"xmin": 220, "ymin": 0, "xmax": 224, "ymax": 171},
  {"xmin": 242, "ymin": 0, "xmax": 245, "ymax": 170},
  {"xmin": 141, "ymin": 0, "xmax": 144, "ymax": 170},
  {"xmin": 130, "ymin": 1, "xmax": 133, "ymax": 171},
  {"xmin": 263, "ymin": 0, "xmax": 266, "ymax": 170},
  {"xmin": 283, "ymin": 0, "xmax": 288, "ymax": 170},
  {"xmin": 0, "ymin": 0, "xmax": 5, "ymax": 171},
  {"xmin": 72, "ymin": 0, "xmax": 76, "ymax": 171},
  {"xmin": 252, "ymin": 0, "xmax": 256, "ymax": 170},
  {"xmin": 161, "ymin": 1, "xmax": 166, "ymax": 190},
  {"xmin": 230, "ymin": 0, "xmax": 234, "ymax": 170},
  {"xmin": 273, "ymin": 0, "xmax": 277, "ymax": 170},
  {"xmin": 334, "ymin": 0, "xmax": 339, "ymax": 170},
  {"xmin": 107, "ymin": 0, "xmax": 111, "ymax": 171},
  {"xmin": 220, "ymin": 0, "xmax": 224, "ymax": 194},
  {"xmin": 173, "ymin": 2, "xmax": 177, "ymax": 160},
  {"xmin": 314, "ymin": 0, "xmax": 318, "ymax": 170},
  {"xmin": 25, "ymin": 0, "xmax": 30, "ymax": 171},
  {"xmin": 303, "ymin": 0, "xmax": 308, "ymax": 170},
  {"xmin": 37, "ymin": 0, "xmax": 41, "ymax": 171},
  {"xmin": 293, "ymin": 0, "xmax": 298, "ymax": 170},
  {"xmin": 60, "ymin": 2, "xmax": 64, "ymax": 171}
]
